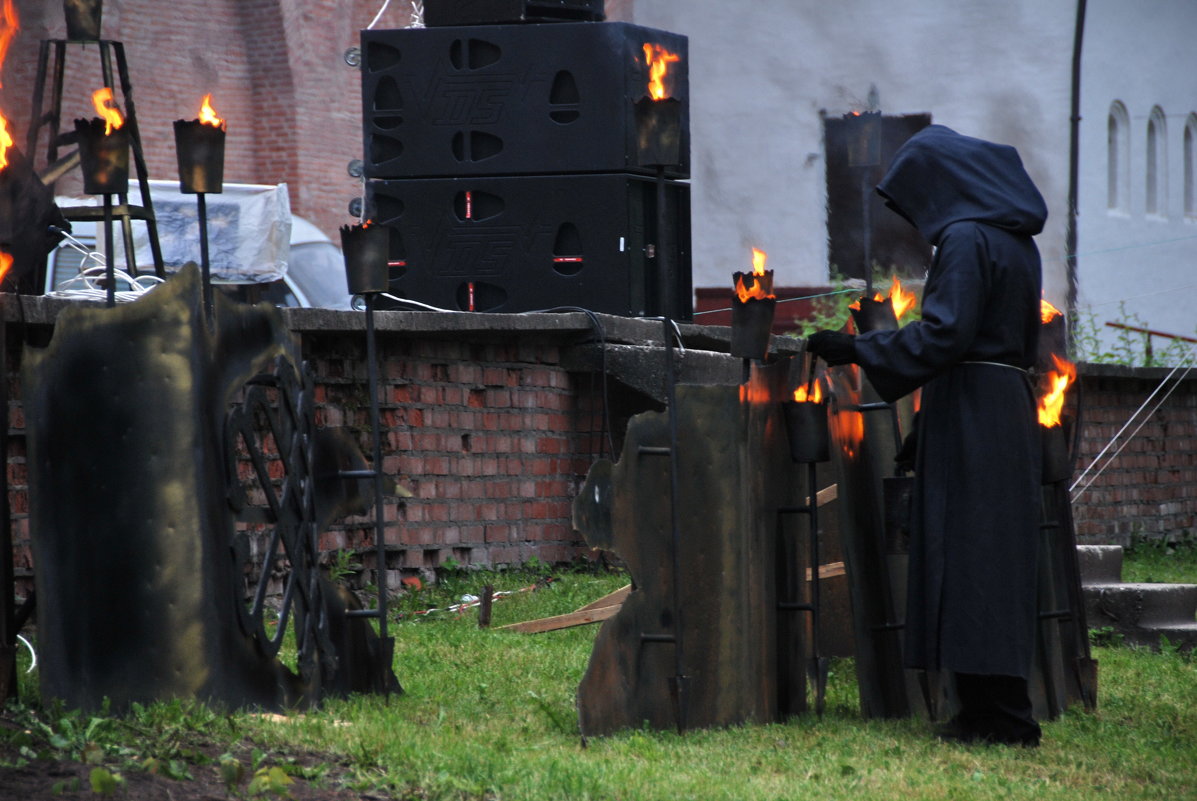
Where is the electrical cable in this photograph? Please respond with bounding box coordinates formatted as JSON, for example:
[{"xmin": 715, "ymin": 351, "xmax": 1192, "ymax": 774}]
[
  {"xmin": 366, "ymin": 0, "xmax": 392, "ymax": 30},
  {"xmin": 692, "ymin": 287, "xmax": 859, "ymax": 318},
  {"xmin": 17, "ymin": 633, "xmax": 35, "ymax": 673},
  {"xmin": 48, "ymin": 264, "xmax": 165, "ymax": 303}
]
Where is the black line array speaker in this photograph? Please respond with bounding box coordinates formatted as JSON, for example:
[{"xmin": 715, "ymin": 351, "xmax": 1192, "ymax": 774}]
[
  {"xmin": 424, "ymin": 0, "xmax": 605, "ymax": 26},
  {"xmin": 367, "ymin": 174, "xmax": 691, "ymax": 318},
  {"xmin": 360, "ymin": 22, "xmax": 689, "ymax": 179}
]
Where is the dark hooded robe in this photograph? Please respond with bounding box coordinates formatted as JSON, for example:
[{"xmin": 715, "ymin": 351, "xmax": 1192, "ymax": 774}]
[{"xmin": 853, "ymin": 125, "xmax": 1046, "ymax": 678}]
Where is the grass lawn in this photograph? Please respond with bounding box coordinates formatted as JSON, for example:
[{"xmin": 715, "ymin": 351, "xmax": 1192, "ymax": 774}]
[{"xmin": 2, "ymin": 545, "xmax": 1196, "ymax": 800}]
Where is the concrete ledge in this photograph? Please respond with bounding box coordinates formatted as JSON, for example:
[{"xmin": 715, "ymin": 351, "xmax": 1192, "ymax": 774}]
[{"xmin": 1077, "ymin": 544, "xmax": 1124, "ymax": 584}]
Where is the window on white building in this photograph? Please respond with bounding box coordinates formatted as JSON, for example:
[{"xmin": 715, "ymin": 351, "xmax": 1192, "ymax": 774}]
[
  {"xmin": 1146, "ymin": 106, "xmax": 1167, "ymax": 216},
  {"xmin": 1185, "ymin": 113, "xmax": 1196, "ymax": 218},
  {"xmin": 1107, "ymin": 101, "xmax": 1130, "ymax": 212}
]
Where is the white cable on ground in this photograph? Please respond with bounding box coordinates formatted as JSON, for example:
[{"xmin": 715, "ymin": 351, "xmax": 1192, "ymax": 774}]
[{"xmin": 1069, "ymin": 344, "xmax": 1197, "ymax": 501}]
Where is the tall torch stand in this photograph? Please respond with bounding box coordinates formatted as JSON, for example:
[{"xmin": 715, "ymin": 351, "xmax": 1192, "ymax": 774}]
[
  {"xmin": 340, "ymin": 222, "xmax": 395, "ymax": 688},
  {"xmin": 174, "ymin": 114, "xmax": 226, "ymax": 317},
  {"xmin": 780, "ymin": 359, "xmax": 831, "ymax": 714},
  {"xmin": 75, "ymin": 117, "xmax": 128, "ymax": 307}
]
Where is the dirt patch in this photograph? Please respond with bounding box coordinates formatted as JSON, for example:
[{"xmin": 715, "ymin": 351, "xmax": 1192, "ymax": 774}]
[{"xmin": 0, "ymin": 726, "xmax": 391, "ymax": 800}]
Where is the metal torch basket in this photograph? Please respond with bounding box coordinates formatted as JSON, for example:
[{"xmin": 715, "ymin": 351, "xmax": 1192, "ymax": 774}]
[
  {"xmin": 850, "ymin": 296, "xmax": 898, "ymax": 333},
  {"xmin": 1041, "ymin": 415, "xmax": 1075, "ymax": 486},
  {"xmin": 173, "ymin": 119, "xmax": 226, "ymax": 194},
  {"xmin": 635, "ymin": 96, "xmax": 682, "ymax": 168},
  {"xmin": 341, "ymin": 223, "xmax": 390, "ymax": 295},
  {"xmin": 782, "ymin": 399, "xmax": 830, "ymax": 464},
  {"xmin": 64, "ymin": 0, "xmax": 102, "ymax": 41},
  {"xmin": 74, "ymin": 118, "xmax": 128, "ymax": 195}
]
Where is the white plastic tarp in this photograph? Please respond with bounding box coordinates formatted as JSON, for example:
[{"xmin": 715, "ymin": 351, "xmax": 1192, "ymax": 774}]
[{"xmin": 79, "ymin": 181, "xmax": 292, "ymax": 283}]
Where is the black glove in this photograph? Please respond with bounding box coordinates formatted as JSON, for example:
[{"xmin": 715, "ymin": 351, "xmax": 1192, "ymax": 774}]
[{"xmin": 807, "ymin": 330, "xmax": 857, "ymax": 366}]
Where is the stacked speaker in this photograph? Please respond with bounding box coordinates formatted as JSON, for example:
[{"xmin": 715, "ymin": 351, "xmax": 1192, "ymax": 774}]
[{"xmin": 359, "ymin": 2, "xmax": 692, "ymax": 317}]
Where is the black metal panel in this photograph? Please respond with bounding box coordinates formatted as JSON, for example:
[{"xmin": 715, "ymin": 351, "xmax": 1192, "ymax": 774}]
[
  {"xmin": 424, "ymin": 0, "xmax": 604, "ymax": 25},
  {"xmin": 367, "ymin": 174, "xmax": 692, "ymax": 318},
  {"xmin": 361, "ymin": 22, "xmax": 689, "ymax": 178},
  {"xmin": 573, "ymin": 360, "xmax": 805, "ymax": 737}
]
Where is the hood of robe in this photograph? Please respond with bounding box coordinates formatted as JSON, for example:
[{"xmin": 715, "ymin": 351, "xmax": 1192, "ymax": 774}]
[{"xmin": 875, "ymin": 124, "xmax": 1047, "ymax": 245}]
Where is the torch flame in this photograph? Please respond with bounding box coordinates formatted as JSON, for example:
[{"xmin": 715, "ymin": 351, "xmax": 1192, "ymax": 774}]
[
  {"xmin": 0, "ymin": 251, "xmax": 11, "ymax": 284},
  {"xmin": 0, "ymin": 112, "xmax": 11, "ymax": 170},
  {"xmin": 198, "ymin": 93, "xmax": 225, "ymax": 128},
  {"xmin": 643, "ymin": 43, "xmax": 680, "ymax": 101},
  {"xmin": 91, "ymin": 87, "xmax": 124, "ymax": 135},
  {"xmin": 1041, "ymin": 298, "xmax": 1063, "ymax": 324},
  {"xmin": 0, "ymin": 0, "xmax": 18, "ymax": 90},
  {"xmin": 735, "ymin": 273, "xmax": 774, "ymax": 302},
  {"xmin": 889, "ymin": 276, "xmax": 918, "ymax": 319},
  {"xmin": 793, "ymin": 381, "xmax": 823, "ymax": 404},
  {"xmin": 751, "ymin": 247, "xmax": 767, "ymax": 276},
  {"xmin": 0, "ymin": 0, "xmax": 16, "ymax": 168},
  {"xmin": 1037, "ymin": 353, "xmax": 1076, "ymax": 428},
  {"xmin": 734, "ymin": 246, "xmax": 775, "ymax": 302},
  {"xmin": 849, "ymin": 275, "xmax": 919, "ymax": 320}
]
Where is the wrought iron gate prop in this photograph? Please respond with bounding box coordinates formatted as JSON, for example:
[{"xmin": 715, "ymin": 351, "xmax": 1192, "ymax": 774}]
[{"xmin": 25, "ymin": 265, "xmax": 397, "ymax": 711}]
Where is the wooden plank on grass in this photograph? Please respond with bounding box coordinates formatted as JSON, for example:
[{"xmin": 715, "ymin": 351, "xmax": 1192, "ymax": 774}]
[
  {"xmin": 499, "ymin": 602, "xmax": 624, "ymax": 634},
  {"xmin": 574, "ymin": 584, "xmax": 631, "ymax": 612}
]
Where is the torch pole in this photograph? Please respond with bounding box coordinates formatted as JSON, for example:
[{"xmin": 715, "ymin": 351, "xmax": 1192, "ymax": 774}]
[
  {"xmin": 655, "ymin": 165, "xmax": 672, "ymax": 319},
  {"xmin": 663, "ymin": 316, "xmax": 687, "ymax": 732},
  {"xmin": 103, "ymin": 194, "xmax": 116, "ymax": 307},
  {"xmin": 861, "ymin": 170, "xmax": 873, "ymax": 297},
  {"xmin": 365, "ymin": 293, "xmax": 391, "ymax": 650},
  {"xmin": 197, "ymin": 192, "xmax": 213, "ymax": 317},
  {"xmin": 0, "ymin": 311, "xmax": 13, "ymax": 702}
]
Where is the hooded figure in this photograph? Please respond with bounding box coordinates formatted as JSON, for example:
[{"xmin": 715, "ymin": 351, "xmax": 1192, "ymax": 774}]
[{"xmin": 808, "ymin": 125, "xmax": 1046, "ymax": 746}]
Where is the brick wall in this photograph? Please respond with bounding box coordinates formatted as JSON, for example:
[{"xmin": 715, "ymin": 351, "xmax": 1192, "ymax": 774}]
[
  {"xmin": 305, "ymin": 330, "xmax": 608, "ymax": 588},
  {"xmin": 6, "ymin": 306, "xmax": 1194, "ymax": 595},
  {"xmin": 1070, "ymin": 365, "xmax": 1197, "ymax": 545}
]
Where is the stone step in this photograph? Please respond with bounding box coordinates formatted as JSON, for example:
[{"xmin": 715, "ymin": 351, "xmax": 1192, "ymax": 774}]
[
  {"xmin": 1084, "ymin": 582, "xmax": 1197, "ymax": 628},
  {"xmin": 1077, "ymin": 544, "xmax": 1124, "ymax": 584}
]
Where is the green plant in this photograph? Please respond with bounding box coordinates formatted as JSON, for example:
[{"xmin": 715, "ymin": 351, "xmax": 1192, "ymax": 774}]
[
  {"xmin": 325, "ymin": 548, "xmax": 361, "ymax": 584},
  {"xmin": 787, "ymin": 270, "xmax": 921, "ymax": 340},
  {"xmin": 1070, "ymin": 304, "xmax": 1197, "ymax": 367},
  {"xmin": 247, "ymin": 765, "xmax": 296, "ymax": 799},
  {"xmin": 88, "ymin": 767, "xmax": 124, "ymax": 796}
]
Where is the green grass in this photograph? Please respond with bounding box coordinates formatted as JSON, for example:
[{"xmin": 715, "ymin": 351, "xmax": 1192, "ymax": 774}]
[
  {"xmin": 5, "ymin": 561, "xmax": 1197, "ymax": 800},
  {"xmin": 1121, "ymin": 535, "xmax": 1197, "ymax": 584}
]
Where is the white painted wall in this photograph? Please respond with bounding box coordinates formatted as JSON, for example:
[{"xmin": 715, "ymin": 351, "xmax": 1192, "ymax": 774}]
[
  {"xmin": 1076, "ymin": 0, "xmax": 1197, "ymax": 351},
  {"xmin": 629, "ymin": 1, "xmax": 1075, "ymax": 300}
]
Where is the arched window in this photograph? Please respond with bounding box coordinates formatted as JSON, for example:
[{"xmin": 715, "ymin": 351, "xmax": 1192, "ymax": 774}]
[
  {"xmin": 1107, "ymin": 101, "xmax": 1130, "ymax": 212},
  {"xmin": 1185, "ymin": 113, "xmax": 1196, "ymax": 218},
  {"xmin": 1146, "ymin": 105, "xmax": 1167, "ymax": 216}
]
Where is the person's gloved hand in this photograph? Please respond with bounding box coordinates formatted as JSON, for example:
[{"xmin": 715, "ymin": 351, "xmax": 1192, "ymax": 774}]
[{"xmin": 807, "ymin": 330, "xmax": 857, "ymax": 366}]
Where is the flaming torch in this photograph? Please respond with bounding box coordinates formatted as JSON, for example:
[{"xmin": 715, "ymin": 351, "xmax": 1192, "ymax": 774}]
[
  {"xmin": 850, "ymin": 274, "xmax": 918, "ymax": 333},
  {"xmin": 730, "ymin": 247, "xmax": 777, "ymax": 360},
  {"xmin": 635, "ymin": 43, "xmax": 682, "ymax": 167},
  {"xmin": 1039, "ymin": 353, "xmax": 1077, "ymax": 484},
  {"xmin": 174, "ymin": 94, "xmax": 227, "ymax": 314},
  {"xmin": 783, "ymin": 376, "xmax": 829, "ymax": 464},
  {"xmin": 76, "ymin": 86, "xmax": 128, "ymax": 306},
  {"xmin": 338, "ymin": 216, "xmax": 395, "ymax": 677},
  {"xmin": 635, "ymin": 41, "xmax": 684, "ymax": 319}
]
